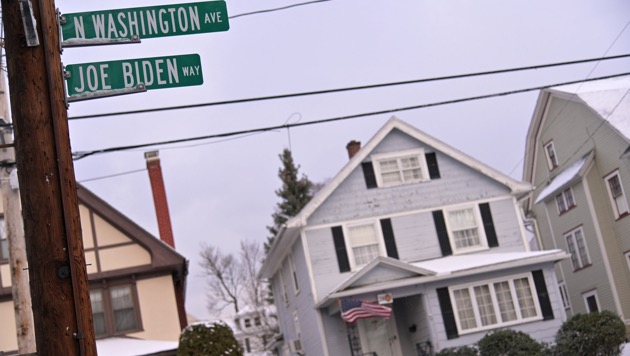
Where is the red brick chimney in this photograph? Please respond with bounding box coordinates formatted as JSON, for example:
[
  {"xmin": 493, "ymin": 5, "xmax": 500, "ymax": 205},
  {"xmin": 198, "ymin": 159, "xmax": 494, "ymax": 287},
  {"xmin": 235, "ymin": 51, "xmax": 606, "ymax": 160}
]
[
  {"xmin": 144, "ymin": 150, "xmax": 175, "ymax": 248},
  {"xmin": 144, "ymin": 151, "xmax": 188, "ymax": 330},
  {"xmin": 346, "ymin": 140, "xmax": 361, "ymax": 159}
]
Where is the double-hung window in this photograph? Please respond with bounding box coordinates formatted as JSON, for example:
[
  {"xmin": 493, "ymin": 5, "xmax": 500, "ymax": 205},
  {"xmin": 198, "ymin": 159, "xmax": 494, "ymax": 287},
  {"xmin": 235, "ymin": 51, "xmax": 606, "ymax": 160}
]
[
  {"xmin": 450, "ymin": 274, "xmax": 541, "ymax": 334},
  {"xmin": 445, "ymin": 206, "xmax": 487, "ymax": 253},
  {"xmin": 544, "ymin": 141, "xmax": 559, "ymax": 170},
  {"xmin": 372, "ymin": 149, "xmax": 429, "ymax": 187},
  {"xmin": 347, "ymin": 222, "xmax": 384, "ymax": 269},
  {"xmin": 605, "ymin": 171, "xmax": 629, "ymax": 218},
  {"xmin": 90, "ymin": 284, "xmax": 141, "ymax": 338},
  {"xmin": 564, "ymin": 227, "xmax": 590, "ymax": 271},
  {"xmin": 555, "ymin": 188, "xmax": 575, "ymax": 214}
]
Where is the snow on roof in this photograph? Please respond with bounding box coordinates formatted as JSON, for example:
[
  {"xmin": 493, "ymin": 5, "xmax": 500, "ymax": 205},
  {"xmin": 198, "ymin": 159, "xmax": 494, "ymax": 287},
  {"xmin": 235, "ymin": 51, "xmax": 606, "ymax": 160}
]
[
  {"xmin": 410, "ymin": 250, "xmax": 563, "ymax": 275},
  {"xmin": 96, "ymin": 337, "xmax": 178, "ymax": 356},
  {"xmin": 553, "ymin": 75, "xmax": 630, "ymax": 140},
  {"xmin": 534, "ymin": 153, "xmax": 589, "ymax": 204}
]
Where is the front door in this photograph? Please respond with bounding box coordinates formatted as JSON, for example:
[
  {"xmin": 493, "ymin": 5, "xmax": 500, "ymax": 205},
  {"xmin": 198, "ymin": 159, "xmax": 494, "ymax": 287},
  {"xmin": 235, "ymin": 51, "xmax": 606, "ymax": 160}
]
[{"xmin": 358, "ymin": 314, "xmax": 402, "ymax": 356}]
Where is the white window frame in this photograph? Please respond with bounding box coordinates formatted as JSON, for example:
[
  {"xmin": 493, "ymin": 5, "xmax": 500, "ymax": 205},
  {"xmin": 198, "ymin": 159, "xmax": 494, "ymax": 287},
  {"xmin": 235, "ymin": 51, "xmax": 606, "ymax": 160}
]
[
  {"xmin": 604, "ymin": 170, "xmax": 629, "ymax": 219},
  {"xmin": 344, "ymin": 220, "xmax": 387, "ymax": 271},
  {"xmin": 558, "ymin": 282, "xmax": 571, "ymax": 310},
  {"xmin": 564, "ymin": 227, "xmax": 591, "ymax": 271},
  {"xmin": 444, "ymin": 204, "xmax": 488, "ymax": 254},
  {"xmin": 544, "ymin": 141, "xmax": 559, "ymax": 170},
  {"xmin": 449, "ymin": 273, "xmax": 542, "ymax": 335},
  {"xmin": 582, "ymin": 290, "xmax": 600, "ymax": 313},
  {"xmin": 279, "ymin": 265, "xmax": 289, "ymax": 306},
  {"xmin": 371, "ymin": 148, "xmax": 429, "ymax": 188},
  {"xmin": 288, "ymin": 253, "xmax": 300, "ymax": 294},
  {"xmin": 555, "ymin": 187, "xmax": 576, "ymax": 214},
  {"xmin": 625, "ymin": 251, "xmax": 630, "ymax": 272}
]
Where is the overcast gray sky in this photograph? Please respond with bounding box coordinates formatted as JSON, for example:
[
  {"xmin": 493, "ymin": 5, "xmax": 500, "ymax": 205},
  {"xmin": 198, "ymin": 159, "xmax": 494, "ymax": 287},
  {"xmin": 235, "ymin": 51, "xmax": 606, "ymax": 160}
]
[{"xmin": 55, "ymin": 0, "xmax": 630, "ymax": 321}]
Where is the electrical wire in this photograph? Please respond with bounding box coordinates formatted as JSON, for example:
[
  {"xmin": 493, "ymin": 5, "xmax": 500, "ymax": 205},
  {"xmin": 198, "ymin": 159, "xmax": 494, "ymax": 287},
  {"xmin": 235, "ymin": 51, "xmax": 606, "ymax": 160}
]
[
  {"xmin": 229, "ymin": 0, "xmax": 332, "ymax": 19},
  {"xmin": 72, "ymin": 72, "xmax": 630, "ymax": 160},
  {"xmin": 67, "ymin": 53, "xmax": 630, "ymax": 121}
]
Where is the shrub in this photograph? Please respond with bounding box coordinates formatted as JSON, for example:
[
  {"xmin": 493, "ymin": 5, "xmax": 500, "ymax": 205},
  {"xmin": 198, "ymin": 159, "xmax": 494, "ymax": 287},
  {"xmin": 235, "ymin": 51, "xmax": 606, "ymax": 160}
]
[
  {"xmin": 554, "ymin": 311, "xmax": 626, "ymax": 356},
  {"xmin": 177, "ymin": 321, "xmax": 243, "ymax": 356},
  {"xmin": 476, "ymin": 329, "xmax": 545, "ymax": 356},
  {"xmin": 436, "ymin": 345, "xmax": 478, "ymax": 356}
]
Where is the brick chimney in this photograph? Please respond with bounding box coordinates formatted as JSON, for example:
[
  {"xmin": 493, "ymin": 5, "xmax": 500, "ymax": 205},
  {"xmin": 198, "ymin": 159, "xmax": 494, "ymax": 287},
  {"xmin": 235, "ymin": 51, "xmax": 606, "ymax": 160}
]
[
  {"xmin": 346, "ymin": 140, "xmax": 361, "ymax": 159},
  {"xmin": 144, "ymin": 150, "xmax": 175, "ymax": 248}
]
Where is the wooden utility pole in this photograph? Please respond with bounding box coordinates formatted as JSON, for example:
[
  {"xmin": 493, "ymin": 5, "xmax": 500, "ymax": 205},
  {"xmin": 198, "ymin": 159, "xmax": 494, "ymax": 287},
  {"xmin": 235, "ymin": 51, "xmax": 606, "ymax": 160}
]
[
  {"xmin": 0, "ymin": 0, "xmax": 96, "ymax": 355},
  {"xmin": 0, "ymin": 62, "xmax": 36, "ymax": 354}
]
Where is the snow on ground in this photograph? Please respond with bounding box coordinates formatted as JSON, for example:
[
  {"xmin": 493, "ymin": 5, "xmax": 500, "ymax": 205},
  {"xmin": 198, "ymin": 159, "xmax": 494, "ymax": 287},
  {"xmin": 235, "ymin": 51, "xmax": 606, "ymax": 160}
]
[{"xmin": 96, "ymin": 337, "xmax": 178, "ymax": 356}]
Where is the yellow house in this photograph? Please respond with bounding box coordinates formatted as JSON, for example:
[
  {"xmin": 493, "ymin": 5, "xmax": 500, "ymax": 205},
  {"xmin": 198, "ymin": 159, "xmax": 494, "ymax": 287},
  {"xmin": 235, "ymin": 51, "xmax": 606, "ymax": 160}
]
[{"xmin": 0, "ymin": 184, "xmax": 188, "ymax": 354}]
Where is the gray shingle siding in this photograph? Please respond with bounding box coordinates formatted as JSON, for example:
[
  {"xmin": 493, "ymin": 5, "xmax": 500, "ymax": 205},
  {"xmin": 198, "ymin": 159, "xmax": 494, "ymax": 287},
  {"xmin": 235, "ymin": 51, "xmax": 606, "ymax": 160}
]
[{"xmin": 308, "ymin": 129, "xmax": 511, "ymax": 226}]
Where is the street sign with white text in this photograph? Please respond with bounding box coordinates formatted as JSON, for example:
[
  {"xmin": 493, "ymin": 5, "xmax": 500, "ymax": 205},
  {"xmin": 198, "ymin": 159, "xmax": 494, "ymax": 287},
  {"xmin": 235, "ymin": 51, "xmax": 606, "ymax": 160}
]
[
  {"xmin": 65, "ymin": 54, "xmax": 203, "ymax": 96},
  {"xmin": 61, "ymin": 1, "xmax": 229, "ymax": 42}
]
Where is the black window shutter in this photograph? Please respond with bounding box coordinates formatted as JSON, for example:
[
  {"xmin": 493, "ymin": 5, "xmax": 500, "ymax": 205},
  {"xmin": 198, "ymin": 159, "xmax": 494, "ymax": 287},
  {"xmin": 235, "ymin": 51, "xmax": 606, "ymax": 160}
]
[
  {"xmin": 433, "ymin": 210, "xmax": 452, "ymax": 256},
  {"xmin": 332, "ymin": 226, "xmax": 351, "ymax": 273},
  {"xmin": 532, "ymin": 270, "xmax": 554, "ymax": 320},
  {"xmin": 361, "ymin": 162, "xmax": 378, "ymax": 189},
  {"xmin": 437, "ymin": 287, "xmax": 459, "ymax": 339},
  {"xmin": 479, "ymin": 203, "xmax": 499, "ymax": 248},
  {"xmin": 426, "ymin": 152, "xmax": 441, "ymax": 179},
  {"xmin": 380, "ymin": 218, "xmax": 399, "ymax": 259}
]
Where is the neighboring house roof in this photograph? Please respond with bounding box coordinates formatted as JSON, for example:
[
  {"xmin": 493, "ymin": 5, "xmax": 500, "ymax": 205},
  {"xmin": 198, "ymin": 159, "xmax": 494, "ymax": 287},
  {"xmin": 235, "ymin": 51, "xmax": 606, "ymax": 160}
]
[
  {"xmin": 318, "ymin": 249, "xmax": 568, "ymax": 308},
  {"xmin": 77, "ymin": 184, "xmax": 188, "ymax": 282},
  {"xmin": 552, "ymin": 75, "xmax": 630, "ymax": 140},
  {"xmin": 0, "ymin": 184, "xmax": 188, "ymax": 300},
  {"xmin": 261, "ymin": 116, "xmax": 532, "ymax": 278},
  {"xmin": 96, "ymin": 337, "xmax": 178, "ymax": 356},
  {"xmin": 534, "ymin": 151, "xmax": 593, "ymax": 204},
  {"xmin": 523, "ymin": 75, "xmax": 630, "ymax": 191}
]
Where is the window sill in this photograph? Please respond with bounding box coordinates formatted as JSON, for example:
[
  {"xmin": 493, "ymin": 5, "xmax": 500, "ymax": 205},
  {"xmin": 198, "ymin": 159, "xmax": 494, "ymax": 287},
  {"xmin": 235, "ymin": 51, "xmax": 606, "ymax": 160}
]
[
  {"xmin": 614, "ymin": 211, "xmax": 629, "ymax": 221},
  {"xmin": 558, "ymin": 205, "xmax": 577, "ymax": 216},
  {"xmin": 458, "ymin": 316, "xmax": 544, "ymax": 336},
  {"xmin": 572, "ymin": 263, "xmax": 592, "ymax": 272}
]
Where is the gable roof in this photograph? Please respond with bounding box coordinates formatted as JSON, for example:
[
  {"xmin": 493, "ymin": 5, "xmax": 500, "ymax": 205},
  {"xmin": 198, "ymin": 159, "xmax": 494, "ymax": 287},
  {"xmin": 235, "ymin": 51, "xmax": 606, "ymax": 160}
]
[
  {"xmin": 288, "ymin": 116, "xmax": 531, "ymax": 229},
  {"xmin": 523, "ymin": 75, "xmax": 630, "ymax": 191},
  {"xmin": 76, "ymin": 184, "xmax": 188, "ymax": 281},
  {"xmin": 330, "ymin": 256, "xmax": 435, "ymax": 293},
  {"xmin": 261, "ymin": 117, "xmax": 532, "ymax": 278}
]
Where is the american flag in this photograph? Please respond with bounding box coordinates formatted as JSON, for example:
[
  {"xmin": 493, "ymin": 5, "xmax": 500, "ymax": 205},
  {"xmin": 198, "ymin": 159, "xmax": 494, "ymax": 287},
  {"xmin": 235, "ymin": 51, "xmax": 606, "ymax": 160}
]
[{"xmin": 340, "ymin": 297, "xmax": 392, "ymax": 323}]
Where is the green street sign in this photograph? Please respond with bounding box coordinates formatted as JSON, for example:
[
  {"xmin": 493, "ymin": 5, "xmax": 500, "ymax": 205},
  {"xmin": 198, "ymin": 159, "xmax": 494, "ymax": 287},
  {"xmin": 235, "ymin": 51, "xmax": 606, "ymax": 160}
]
[
  {"xmin": 61, "ymin": 1, "xmax": 229, "ymax": 41},
  {"xmin": 65, "ymin": 54, "xmax": 203, "ymax": 96}
]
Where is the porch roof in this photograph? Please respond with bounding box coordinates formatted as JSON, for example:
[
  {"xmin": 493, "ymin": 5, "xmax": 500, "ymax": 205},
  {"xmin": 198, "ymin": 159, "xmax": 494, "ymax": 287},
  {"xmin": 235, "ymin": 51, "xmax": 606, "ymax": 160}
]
[{"xmin": 318, "ymin": 249, "xmax": 568, "ymax": 309}]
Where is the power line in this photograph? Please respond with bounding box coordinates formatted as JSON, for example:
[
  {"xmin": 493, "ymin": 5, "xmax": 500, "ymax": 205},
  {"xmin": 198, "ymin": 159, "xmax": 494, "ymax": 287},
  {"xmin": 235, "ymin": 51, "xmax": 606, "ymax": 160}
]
[
  {"xmin": 229, "ymin": 0, "xmax": 332, "ymax": 19},
  {"xmin": 67, "ymin": 53, "xmax": 630, "ymax": 121},
  {"xmin": 78, "ymin": 168, "xmax": 146, "ymax": 183},
  {"xmin": 72, "ymin": 72, "xmax": 630, "ymax": 160}
]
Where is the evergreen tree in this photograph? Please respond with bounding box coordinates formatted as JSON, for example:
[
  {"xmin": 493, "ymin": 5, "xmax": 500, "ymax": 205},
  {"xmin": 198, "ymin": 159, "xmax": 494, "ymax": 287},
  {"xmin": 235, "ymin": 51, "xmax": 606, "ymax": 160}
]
[{"xmin": 265, "ymin": 148, "xmax": 313, "ymax": 253}]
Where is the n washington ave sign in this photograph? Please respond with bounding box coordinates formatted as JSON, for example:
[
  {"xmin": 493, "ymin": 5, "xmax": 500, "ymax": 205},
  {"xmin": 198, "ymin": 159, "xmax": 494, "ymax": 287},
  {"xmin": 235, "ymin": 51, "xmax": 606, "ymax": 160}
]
[
  {"xmin": 61, "ymin": 1, "xmax": 229, "ymax": 41},
  {"xmin": 65, "ymin": 54, "xmax": 203, "ymax": 96}
]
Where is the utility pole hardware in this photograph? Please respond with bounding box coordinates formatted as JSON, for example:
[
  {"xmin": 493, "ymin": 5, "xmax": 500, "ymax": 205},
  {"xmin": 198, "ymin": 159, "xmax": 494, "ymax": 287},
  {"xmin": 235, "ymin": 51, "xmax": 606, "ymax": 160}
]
[{"xmin": 0, "ymin": 0, "xmax": 96, "ymax": 354}]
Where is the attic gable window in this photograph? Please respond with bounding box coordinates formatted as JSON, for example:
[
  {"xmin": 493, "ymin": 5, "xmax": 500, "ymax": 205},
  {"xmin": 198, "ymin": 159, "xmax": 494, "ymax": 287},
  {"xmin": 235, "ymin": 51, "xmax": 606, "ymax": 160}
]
[
  {"xmin": 544, "ymin": 141, "xmax": 559, "ymax": 170},
  {"xmin": 370, "ymin": 149, "xmax": 434, "ymax": 188}
]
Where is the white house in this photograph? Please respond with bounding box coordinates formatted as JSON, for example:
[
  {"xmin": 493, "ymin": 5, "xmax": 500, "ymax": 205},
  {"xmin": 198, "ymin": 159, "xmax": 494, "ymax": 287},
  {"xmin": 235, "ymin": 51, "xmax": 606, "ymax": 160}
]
[{"xmin": 260, "ymin": 117, "xmax": 568, "ymax": 355}]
